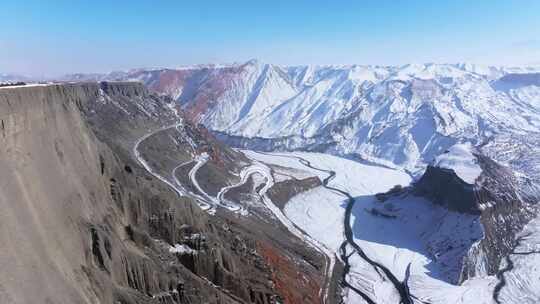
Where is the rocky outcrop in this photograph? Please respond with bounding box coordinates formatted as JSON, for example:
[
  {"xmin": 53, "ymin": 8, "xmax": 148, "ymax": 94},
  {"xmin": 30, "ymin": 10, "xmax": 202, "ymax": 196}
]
[
  {"xmin": 0, "ymin": 83, "xmax": 211, "ymax": 304},
  {"xmin": 0, "ymin": 82, "xmax": 330, "ymax": 304},
  {"xmin": 0, "ymin": 84, "xmax": 239, "ymax": 303},
  {"xmin": 257, "ymin": 242, "xmax": 321, "ymax": 304},
  {"xmin": 267, "ymin": 177, "xmax": 322, "ymax": 209},
  {"xmin": 412, "ymin": 152, "xmax": 538, "ymax": 282},
  {"xmin": 461, "ymin": 155, "xmax": 537, "ymax": 281},
  {"xmin": 414, "ymin": 166, "xmax": 478, "ymax": 214}
]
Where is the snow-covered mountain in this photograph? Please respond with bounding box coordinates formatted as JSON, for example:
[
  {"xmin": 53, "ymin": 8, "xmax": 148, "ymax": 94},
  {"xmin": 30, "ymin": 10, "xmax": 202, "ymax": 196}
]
[
  {"xmin": 0, "ymin": 73, "xmax": 31, "ymax": 83},
  {"xmin": 5, "ymin": 62, "xmax": 540, "ymax": 303},
  {"xmin": 67, "ymin": 60, "xmax": 540, "ymax": 176}
]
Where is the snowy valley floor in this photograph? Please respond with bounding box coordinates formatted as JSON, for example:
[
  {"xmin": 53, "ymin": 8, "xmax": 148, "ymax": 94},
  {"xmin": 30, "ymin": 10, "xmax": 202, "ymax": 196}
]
[
  {"xmin": 244, "ymin": 150, "xmax": 503, "ymax": 304},
  {"xmin": 495, "ymin": 214, "xmax": 540, "ymax": 304}
]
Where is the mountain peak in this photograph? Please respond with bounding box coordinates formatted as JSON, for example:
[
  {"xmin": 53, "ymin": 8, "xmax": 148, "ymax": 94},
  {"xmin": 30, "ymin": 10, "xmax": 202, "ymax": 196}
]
[{"xmin": 244, "ymin": 58, "xmax": 261, "ymax": 66}]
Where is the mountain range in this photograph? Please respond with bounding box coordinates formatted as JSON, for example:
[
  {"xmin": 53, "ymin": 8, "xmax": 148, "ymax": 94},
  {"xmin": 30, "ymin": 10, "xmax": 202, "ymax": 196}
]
[
  {"xmin": 47, "ymin": 60, "xmax": 540, "ymax": 177},
  {"xmin": 1, "ymin": 60, "xmax": 540, "ymax": 304}
]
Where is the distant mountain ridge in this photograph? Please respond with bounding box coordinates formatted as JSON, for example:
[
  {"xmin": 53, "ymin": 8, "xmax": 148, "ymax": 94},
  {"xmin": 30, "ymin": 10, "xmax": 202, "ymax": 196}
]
[
  {"xmin": 3, "ymin": 63, "xmax": 540, "ymax": 303},
  {"xmin": 11, "ymin": 60, "xmax": 540, "ymax": 175}
]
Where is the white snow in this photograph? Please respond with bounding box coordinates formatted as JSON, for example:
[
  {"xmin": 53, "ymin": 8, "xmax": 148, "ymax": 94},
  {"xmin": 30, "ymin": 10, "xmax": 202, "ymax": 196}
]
[
  {"xmin": 60, "ymin": 61, "xmax": 540, "ymax": 175},
  {"xmin": 409, "ymin": 274, "xmax": 496, "ymax": 304},
  {"xmin": 346, "ymin": 252, "xmax": 402, "ymax": 303},
  {"xmin": 243, "ymin": 150, "xmax": 411, "ymax": 195},
  {"xmin": 244, "ymin": 151, "xmax": 415, "ymax": 302},
  {"xmin": 350, "ymin": 192, "xmax": 485, "ymax": 287},
  {"xmin": 497, "ymin": 215, "xmax": 540, "ymax": 304},
  {"xmin": 245, "ymin": 150, "xmax": 498, "ymax": 303},
  {"xmin": 0, "ymin": 83, "xmax": 51, "ymax": 89},
  {"xmin": 169, "ymin": 244, "xmax": 196, "ymax": 254},
  {"xmin": 244, "ymin": 150, "xmax": 412, "ymax": 253},
  {"xmin": 284, "ymin": 187, "xmax": 346, "ymax": 251},
  {"xmin": 434, "ymin": 143, "xmax": 482, "ymax": 184}
]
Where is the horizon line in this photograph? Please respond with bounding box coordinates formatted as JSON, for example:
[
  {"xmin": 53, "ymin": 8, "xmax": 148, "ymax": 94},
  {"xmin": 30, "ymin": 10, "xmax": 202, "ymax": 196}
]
[{"xmin": 4, "ymin": 59, "xmax": 540, "ymax": 79}]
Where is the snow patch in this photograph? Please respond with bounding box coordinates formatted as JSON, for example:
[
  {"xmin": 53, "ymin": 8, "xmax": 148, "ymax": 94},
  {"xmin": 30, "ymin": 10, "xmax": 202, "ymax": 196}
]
[
  {"xmin": 169, "ymin": 244, "xmax": 196, "ymax": 254},
  {"xmin": 434, "ymin": 143, "xmax": 482, "ymax": 184}
]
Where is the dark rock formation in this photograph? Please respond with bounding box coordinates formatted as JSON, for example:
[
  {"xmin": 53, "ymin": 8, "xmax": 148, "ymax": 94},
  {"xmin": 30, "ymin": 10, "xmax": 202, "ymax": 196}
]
[
  {"xmin": 412, "ymin": 152, "xmax": 538, "ymax": 282},
  {"xmin": 267, "ymin": 177, "xmax": 322, "ymax": 209},
  {"xmin": 0, "ymin": 83, "xmax": 328, "ymax": 304},
  {"xmin": 414, "ymin": 165, "xmax": 478, "ymax": 214}
]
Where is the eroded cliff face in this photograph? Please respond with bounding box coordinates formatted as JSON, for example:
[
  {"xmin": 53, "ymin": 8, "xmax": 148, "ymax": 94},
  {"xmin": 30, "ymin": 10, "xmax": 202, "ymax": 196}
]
[
  {"xmin": 0, "ymin": 84, "xmax": 227, "ymax": 303},
  {"xmin": 0, "ymin": 83, "xmax": 326, "ymax": 304}
]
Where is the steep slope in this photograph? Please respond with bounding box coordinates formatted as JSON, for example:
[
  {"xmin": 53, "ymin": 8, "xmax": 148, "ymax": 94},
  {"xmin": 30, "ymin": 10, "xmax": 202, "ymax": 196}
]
[
  {"xmin": 0, "ymin": 83, "xmax": 219, "ymax": 304},
  {"xmin": 0, "ymin": 83, "xmax": 331, "ymax": 304},
  {"xmin": 84, "ymin": 82, "xmax": 341, "ymax": 304},
  {"xmin": 413, "ymin": 144, "xmax": 538, "ymax": 282}
]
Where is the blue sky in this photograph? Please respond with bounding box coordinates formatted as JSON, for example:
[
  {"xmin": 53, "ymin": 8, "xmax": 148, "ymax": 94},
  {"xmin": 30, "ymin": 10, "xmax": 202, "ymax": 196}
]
[{"xmin": 1, "ymin": 0, "xmax": 540, "ymax": 76}]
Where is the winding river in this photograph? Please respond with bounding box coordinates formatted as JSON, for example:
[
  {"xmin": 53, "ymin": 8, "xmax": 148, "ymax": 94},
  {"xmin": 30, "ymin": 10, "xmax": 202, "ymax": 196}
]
[{"xmin": 254, "ymin": 152, "xmax": 415, "ymax": 304}]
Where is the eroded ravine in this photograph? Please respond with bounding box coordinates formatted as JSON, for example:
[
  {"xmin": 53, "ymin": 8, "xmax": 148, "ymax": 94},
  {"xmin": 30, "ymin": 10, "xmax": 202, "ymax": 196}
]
[
  {"xmin": 135, "ymin": 127, "xmax": 334, "ymax": 303},
  {"xmin": 134, "ymin": 124, "xmax": 245, "ymax": 213},
  {"xmin": 239, "ymin": 157, "xmax": 336, "ymax": 304},
  {"xmin": 134, "ymin": 123, "xmax": 411, "ymax": 304}
]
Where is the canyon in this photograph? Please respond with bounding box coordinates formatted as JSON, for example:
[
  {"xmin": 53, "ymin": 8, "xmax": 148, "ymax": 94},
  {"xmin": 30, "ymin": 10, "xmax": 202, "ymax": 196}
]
[{"xmin": 1, "ymin": 60, "xmax": 540, "ymax": 303}]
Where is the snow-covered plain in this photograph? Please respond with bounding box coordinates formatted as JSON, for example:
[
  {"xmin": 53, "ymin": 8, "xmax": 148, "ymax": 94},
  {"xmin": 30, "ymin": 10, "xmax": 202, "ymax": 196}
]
[
  {"xmin": 245, "ymin": 150, "xmax": 499, "ymax": 303},
  {"xmin": 349, "ymin": 191, "xmax": 494, "ymax": 303},
  {"xmin": 283, "ymin": 187, "xmax": 346, "ymax": 251},
  {"xmin": 497, "ymin": 215, "xmax": 540, "ymax": 304}
]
